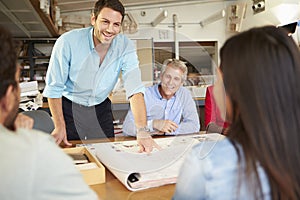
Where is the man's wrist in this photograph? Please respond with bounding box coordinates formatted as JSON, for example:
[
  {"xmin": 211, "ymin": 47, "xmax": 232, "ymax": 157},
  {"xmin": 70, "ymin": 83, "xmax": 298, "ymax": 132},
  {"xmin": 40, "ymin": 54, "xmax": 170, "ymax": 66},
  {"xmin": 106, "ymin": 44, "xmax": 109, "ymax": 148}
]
[
  {"xmin": 137, "ymin": 126, "xmax": 150, "ymax": 132},
  {"xmin": 136, "ymin": 126, "xmax": 151, "ymax": 138}
]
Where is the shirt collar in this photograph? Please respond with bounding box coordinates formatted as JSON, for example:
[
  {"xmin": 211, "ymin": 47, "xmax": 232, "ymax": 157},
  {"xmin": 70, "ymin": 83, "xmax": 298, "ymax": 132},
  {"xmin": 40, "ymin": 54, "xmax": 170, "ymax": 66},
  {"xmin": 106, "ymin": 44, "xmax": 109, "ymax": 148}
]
[
  {"xmin": 88, "ymin": 26, "xmax": 95, "ymax": 50},
  {"xmin": 154, "ymin": 84, "xmax": 163, "ymax": 99},
  {"xmin": 88, "ymin": 26, "xmax": 118, "ymax": 55}
]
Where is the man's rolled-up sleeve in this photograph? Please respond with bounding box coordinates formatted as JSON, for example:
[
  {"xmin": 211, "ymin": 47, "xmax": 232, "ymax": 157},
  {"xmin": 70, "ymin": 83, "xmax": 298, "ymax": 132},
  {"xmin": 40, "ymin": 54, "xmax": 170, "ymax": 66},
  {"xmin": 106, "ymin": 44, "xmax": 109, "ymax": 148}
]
[
  {"xmin": 43, "ymin": 37, "xmax": 70, "ymax": 98},
  {"xmin": 121, "ymin": 39, "xmax": 145, "ymax": 99}
]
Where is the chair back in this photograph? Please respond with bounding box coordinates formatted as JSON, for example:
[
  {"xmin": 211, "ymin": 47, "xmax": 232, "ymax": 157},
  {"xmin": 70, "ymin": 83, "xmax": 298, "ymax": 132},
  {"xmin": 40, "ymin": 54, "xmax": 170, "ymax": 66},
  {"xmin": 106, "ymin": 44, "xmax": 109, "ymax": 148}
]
[{"xmin": 22, "ymin": 110, "xmax": 54, "ymax": 133}]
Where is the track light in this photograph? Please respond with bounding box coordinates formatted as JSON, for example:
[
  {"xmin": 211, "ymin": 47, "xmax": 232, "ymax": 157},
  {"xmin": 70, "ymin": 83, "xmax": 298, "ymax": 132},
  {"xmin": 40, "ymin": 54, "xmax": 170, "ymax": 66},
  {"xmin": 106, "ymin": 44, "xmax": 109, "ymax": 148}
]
[
  {"xmin": 200, "ymin": 9, "xmax": 226, "ymax": 27},
  {"xmin": 151, "ymin": 10, "xmax": 168, "ymax": 27}
]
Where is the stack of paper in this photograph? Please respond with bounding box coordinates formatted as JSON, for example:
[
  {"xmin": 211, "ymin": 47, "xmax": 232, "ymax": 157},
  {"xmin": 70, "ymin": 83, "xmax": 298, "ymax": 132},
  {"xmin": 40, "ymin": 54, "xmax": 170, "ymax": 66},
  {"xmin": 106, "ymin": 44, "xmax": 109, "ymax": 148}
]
[{"xmin": 20, "ymin": 81, "xmax": 39, "ymax": 97}]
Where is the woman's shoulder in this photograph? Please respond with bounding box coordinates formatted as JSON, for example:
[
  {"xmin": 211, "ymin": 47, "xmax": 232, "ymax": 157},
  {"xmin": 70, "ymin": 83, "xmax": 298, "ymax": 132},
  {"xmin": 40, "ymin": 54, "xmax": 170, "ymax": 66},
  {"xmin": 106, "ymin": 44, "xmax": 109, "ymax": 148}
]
[
  {"xmin": 192, "ymin": 136, "xmax": 235, "ymax": 154},
  {"xmin": 191, "ymin": 136, "xmax": 238, "ymax": 166}
]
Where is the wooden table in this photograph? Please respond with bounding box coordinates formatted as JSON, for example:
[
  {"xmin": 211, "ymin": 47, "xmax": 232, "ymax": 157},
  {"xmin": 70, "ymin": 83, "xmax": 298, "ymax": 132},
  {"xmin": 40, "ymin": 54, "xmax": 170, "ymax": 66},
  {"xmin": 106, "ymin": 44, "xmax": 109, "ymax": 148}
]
[
  {"xmin": 66, "ymin": 136, "xmax": 176, "ymax": 200},
  {"xmin": 90, "ymin": 171, "xmax": 175, "ymax": 200}
]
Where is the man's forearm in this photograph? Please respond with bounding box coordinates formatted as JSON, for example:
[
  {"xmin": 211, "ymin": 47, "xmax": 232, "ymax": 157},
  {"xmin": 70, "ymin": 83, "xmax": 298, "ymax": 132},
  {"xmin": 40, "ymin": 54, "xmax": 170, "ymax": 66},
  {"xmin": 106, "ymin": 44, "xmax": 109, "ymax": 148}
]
[
  {"xmin": 130, "ymin": 93, "xmax": 160, "ymax": 153},
  {"xmin": 47, "ymin": 98, "xmax": 65, "ymax": 130},
  {"xmin": 129, "ymin": 93, "xmax": 147, "ymax": 129}
]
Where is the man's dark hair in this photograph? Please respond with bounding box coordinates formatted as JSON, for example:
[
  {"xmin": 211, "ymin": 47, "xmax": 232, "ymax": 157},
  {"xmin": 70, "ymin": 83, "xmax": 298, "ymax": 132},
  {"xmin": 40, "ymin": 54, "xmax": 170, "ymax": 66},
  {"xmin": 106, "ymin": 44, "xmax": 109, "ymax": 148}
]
[
  {"xmin": 0, "ymin": 26, "xmax": 18, "ymax": 99},
  {"xmin": 93, "ymin": 0, "xmax": 125, "ymax": 21}
]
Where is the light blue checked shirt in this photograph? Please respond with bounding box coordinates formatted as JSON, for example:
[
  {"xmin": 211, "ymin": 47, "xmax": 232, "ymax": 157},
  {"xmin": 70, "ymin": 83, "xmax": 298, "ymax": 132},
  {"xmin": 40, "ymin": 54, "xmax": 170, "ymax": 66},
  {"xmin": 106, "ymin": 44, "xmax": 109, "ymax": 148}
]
[
  {"xmin": 123, "ymin": 84, "xmax": 200, "ymax": 136},
  {"xmin": 43, "ymin": 26, "xmax": 144, "ymax": 106}
]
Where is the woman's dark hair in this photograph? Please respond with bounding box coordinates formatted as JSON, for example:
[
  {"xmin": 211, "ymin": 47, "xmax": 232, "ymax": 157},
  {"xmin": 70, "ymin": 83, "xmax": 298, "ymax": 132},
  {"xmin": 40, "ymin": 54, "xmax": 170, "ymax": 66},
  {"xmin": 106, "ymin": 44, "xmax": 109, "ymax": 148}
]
[
  {"xmin": 220, "ymin": 26, "xmax": 300, "ymax": 199},
  {"xmin": 0, "ymin": 25, "xmax": 18, "ymax": 99},
  {"xmin": 93, "ymin": 0, "xmax": 125, "ymax": 21}
]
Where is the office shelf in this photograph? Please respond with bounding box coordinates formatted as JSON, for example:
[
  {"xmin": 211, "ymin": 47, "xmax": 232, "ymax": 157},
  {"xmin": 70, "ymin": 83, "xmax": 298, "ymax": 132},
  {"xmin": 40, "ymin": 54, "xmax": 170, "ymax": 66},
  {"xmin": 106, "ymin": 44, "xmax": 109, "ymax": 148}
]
[{"xmin": 17, "ymin": 38, "xmax": 56, "ymax": 91}]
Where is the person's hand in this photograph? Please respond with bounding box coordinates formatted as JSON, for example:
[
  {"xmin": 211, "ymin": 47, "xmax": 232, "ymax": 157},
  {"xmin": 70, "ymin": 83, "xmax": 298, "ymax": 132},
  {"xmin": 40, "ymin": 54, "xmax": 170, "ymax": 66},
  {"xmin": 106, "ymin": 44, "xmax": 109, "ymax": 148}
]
[
  {"xmin": 153, "ymin": 119, "xmax": 178, "ymax": 134},
  {"xmin": 51, "ymin": 127, "xmax": 72, "ymax": 146},
  {"xmin": 136, "ymin": 131, "xmax": 161, "ymax": 154},
  {"xmin": 153, "ymin": 131, "xmax": 165, "ymax": 135},
  {"xmin": 14, "ymin": 113, "xmax": 34, "ymax": 129}
]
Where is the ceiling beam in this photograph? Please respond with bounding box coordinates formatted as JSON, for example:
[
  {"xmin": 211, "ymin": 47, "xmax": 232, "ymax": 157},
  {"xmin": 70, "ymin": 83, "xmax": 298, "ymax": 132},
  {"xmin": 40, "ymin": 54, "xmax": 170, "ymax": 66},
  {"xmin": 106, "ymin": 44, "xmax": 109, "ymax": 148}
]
[
  {"xmin": 0, "ymin": 1, "xmax": 31, "ymax": 37},
  {"xmin": 29, "ymin": 0, "xmax": 59, "ymax": 37},
  {"xmin": 57, "ymin": 0, "xmax": 94, "ymax": 13},
  {"xmin": 60, "ymin": 7, "xmax": 93, "ymax": 13},
  {"xmin": 57, "ymin": 0, "xmax": 95, "ymax": 6}
]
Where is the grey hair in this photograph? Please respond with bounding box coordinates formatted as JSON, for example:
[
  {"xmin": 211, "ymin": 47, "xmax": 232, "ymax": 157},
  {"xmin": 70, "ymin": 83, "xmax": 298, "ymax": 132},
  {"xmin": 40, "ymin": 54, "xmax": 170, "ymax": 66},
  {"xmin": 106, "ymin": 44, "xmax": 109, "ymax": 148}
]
[{"xmin": 161, "ymin": 58, "xmax": 188, "ymax": 82}]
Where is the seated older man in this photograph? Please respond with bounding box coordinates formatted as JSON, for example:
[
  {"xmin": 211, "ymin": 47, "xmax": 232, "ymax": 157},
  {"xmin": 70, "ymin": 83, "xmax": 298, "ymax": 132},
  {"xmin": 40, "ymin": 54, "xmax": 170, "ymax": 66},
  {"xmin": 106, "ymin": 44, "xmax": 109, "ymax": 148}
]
[{"xmin": 123, "ymin": 59, "xmax": 200, "ymax": 136}]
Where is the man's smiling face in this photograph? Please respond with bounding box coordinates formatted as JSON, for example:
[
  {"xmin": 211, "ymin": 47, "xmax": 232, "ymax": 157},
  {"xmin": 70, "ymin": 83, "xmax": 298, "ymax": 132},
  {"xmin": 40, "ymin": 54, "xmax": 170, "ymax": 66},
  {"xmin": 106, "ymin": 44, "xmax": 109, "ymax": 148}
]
[
  {"xmin": 159, "ymin": 65, "xmax": 184, "ymax": 100},
  {"xmin": 91, "ymin": 7, "xmax": 122, "ymax": 45}
]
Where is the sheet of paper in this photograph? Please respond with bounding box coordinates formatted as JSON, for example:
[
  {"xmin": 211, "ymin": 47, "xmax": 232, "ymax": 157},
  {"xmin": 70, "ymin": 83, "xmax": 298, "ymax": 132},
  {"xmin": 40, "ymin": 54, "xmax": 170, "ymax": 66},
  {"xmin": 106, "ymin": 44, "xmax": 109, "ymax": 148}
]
[{"xmin": 93, "ymin": 133, "xmax": 224, "ymax": 191}]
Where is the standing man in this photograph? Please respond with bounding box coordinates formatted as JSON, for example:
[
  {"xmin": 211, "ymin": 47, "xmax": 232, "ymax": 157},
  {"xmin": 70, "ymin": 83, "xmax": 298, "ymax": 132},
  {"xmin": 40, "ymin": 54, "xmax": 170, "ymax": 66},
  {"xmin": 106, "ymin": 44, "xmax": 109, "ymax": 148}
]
[
  {"xmin": 43, "ymin": 0, "xmax": 157, "ymax": 152},
  {"xmin": 0, "ymin": 25, "xmax": 98, "ymax": 200},
  {"xmin": 123, "ymin": 59, "xmax": 200, "ymax": 136}
]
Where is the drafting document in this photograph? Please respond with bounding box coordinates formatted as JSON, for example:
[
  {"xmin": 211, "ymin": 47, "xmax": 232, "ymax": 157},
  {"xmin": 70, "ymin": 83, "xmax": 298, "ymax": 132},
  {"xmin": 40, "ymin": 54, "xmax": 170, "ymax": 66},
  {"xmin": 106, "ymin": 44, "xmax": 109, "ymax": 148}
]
[{"xmin": 93, "ymin": 133, "xmax": 224, "ymax": 191}]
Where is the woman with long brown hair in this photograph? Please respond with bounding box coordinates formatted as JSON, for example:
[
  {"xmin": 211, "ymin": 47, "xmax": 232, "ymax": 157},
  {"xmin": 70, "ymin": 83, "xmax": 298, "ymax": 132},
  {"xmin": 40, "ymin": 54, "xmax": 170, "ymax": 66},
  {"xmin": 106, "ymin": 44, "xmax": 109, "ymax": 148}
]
[{"xmin": 173, "ymin": 26, "xmax": 300, "ymax": 199}]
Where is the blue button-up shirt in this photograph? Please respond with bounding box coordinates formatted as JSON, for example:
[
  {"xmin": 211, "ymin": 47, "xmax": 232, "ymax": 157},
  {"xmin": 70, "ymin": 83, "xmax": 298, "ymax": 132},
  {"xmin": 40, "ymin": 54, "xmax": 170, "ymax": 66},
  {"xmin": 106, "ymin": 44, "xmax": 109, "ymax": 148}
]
[
  {"xmin": 173, "ymin": 138, "xmax": 271, "ymax": 200},
  {"xmin": 123, "ymin": 84, "xmax": 200, "ymax": 135},
  {"xmin": 43, "ymin": 26, "xmax": 144, "ymax": 106}
]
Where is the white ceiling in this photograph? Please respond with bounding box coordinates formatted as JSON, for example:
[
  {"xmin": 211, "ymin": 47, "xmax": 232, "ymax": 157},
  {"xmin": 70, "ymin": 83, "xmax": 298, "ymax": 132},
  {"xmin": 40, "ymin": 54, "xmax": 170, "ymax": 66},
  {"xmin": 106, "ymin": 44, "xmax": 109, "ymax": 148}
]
[
  {"xmin": 0, "ymin": 0, "xmax": 237, "ymax": 38},
  {"xmin": 58, "ymin": 0, "xmax": 235, "ymax": 13}
]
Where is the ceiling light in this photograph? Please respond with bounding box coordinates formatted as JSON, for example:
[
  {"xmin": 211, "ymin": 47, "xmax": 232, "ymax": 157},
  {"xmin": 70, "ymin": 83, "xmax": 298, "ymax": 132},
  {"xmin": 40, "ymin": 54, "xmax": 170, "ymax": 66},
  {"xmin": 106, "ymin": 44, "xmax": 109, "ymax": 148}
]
[
  {"xmin": 151, "ymin": 10, "xmax": 168, "ymax": 27},
  {"xmin": 200, "ymin": 9, "xmax": 226, "ymax": 27}
]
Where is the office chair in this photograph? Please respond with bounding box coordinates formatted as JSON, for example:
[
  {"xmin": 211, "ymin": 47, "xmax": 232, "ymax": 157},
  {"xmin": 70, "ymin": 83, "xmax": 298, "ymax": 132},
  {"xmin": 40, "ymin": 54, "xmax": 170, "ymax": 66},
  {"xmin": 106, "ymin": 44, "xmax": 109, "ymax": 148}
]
[{"xmin": 21, "ymin": 110, "xmax": 54, "ymax": 134}]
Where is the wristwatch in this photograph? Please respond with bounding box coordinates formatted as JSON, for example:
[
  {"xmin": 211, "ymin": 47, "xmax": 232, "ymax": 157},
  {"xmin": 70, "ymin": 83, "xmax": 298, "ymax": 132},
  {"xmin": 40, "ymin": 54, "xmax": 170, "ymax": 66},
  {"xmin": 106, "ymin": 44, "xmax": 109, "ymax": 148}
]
[
  {"xmin": 136, "ymin": 126, "xmax": 151, "ymax": 138},
  {"xmin": 137, "ymin": 126, "xmax": 151, "ymax": 132}
]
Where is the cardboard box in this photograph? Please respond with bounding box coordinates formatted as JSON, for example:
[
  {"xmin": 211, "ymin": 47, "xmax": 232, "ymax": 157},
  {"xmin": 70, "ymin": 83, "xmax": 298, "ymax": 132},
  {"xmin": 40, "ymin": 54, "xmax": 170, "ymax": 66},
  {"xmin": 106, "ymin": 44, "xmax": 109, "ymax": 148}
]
[{"xmin": 63, "ymin": 147, "xmax": 105, "ymax": 185}]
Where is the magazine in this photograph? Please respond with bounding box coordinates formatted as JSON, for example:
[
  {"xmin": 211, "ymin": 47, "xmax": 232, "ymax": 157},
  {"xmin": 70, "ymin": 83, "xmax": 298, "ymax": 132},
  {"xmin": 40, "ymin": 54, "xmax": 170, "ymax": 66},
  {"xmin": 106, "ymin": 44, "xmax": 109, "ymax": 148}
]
[{"xmin": 93, "ymin": 133, "xmax": 224, "ymax": 191}]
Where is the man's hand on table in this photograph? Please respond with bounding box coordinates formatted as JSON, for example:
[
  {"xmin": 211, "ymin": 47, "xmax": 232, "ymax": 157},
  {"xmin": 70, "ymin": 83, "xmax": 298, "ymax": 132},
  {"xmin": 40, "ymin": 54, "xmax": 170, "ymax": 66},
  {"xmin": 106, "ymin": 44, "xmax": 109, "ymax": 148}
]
[
  {"xmin": 51, "ymin": 127, "xmax": 72, "ymax": 146},
  {"xmin": 136, "ymin": 130, "xmax": 161, "ymax": 153}
]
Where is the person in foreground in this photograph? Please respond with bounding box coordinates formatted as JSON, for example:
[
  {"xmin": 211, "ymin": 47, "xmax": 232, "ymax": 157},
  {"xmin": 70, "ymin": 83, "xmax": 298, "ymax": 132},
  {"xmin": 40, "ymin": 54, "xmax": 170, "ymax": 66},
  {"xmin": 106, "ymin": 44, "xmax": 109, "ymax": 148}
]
[
  {"xmin": 43, "ymin": 0, "xmax": 157, "ymax": 152},
  {"xmin": 0, "ymin": 26, "xmax": 98, "ymax": 200},
  {"xmin": 173, "ymin": 26, "xmax": 300, "ymax": 199},
  {"xmin": 123, "ymin": 58, "xmax": 200, "ymax": 136}
]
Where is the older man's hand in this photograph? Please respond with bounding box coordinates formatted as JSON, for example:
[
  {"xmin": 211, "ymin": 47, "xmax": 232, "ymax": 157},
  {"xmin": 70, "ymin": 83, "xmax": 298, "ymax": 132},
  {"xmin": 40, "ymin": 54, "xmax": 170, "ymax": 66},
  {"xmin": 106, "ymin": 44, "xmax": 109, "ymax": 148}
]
[{"xmin": 153, "ymin": 119, "xmax": 178, "ymax": 134}]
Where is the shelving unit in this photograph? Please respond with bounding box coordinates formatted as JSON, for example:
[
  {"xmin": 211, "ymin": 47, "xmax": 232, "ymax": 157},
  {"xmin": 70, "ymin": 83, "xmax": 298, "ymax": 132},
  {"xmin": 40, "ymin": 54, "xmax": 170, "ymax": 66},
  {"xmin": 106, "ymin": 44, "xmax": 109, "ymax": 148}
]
[{"xmin": 17, "ymin": 38, "xmax": 56, "ymax": 91}]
